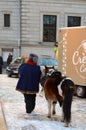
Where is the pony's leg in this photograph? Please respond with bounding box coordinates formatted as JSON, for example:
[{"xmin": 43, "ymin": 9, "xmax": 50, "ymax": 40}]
[
  {"xmin": 39, "ymin": 87, "xmax": 44, "ymax": 97},
  {"xmin": 61, "ymin": 106, "xmax": 64, "ymax": 122},
  {"xmin": 57, "ymin": 95, "xmax": 63, "ymax": 107},
  {"xmin": 47, "ymin": 100, "xmax": 52, "ymax": 118},
  {"xmin": 52, "ymin": 101, "xmax": 57, "ymax": 115}
]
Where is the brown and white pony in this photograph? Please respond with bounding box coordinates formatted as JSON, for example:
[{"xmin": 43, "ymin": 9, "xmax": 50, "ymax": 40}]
[{"xmin": 43, "ymin": 70, "xmax": 75, "ymax": 127}]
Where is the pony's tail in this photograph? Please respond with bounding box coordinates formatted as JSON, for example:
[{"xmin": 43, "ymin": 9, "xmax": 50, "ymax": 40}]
[{"xmin": 63, "ymin": 86, "xmax": 74, "ymax": 124}]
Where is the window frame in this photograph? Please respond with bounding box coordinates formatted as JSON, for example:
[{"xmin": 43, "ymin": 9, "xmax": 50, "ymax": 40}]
[
  {"xmin": 42, "ymin": 14, "xmax": 57, "ymax": 42},
  {"xmin": 4, "ymin": 13, "xmax": 10, "ymax": 27},
  {"xmin": 67, "ymin": 16, "xmax": 81, "ymax": 27}
]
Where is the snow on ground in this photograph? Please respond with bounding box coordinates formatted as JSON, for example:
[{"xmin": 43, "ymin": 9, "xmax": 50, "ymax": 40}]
[
  {"xmin": 3, "ymin": 95, "xmax": 86, "ymax": 130},
  {"xmin": 0, "ymin": 74, "xmax": 86, "ymax": 130}
]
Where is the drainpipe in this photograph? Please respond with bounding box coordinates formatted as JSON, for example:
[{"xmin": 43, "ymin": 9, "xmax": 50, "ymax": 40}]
[{"xmin": 18, "ymin": 0, "xmax": 21, "ymax": 57}]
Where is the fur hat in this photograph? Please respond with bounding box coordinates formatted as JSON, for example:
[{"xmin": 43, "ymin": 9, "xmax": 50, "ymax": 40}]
[{"xmin": 29, "ymin": 53, "xmax": 38, "ymax": 63}]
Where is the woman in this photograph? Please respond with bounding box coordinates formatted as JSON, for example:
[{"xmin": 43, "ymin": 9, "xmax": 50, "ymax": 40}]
[
  {"xmin": 16, "ymin": 53, "xmax": 41, "ymax": 113},
  {"xmin": 54, "ymin": 42, "xmax": 58, "ymax": 59}
]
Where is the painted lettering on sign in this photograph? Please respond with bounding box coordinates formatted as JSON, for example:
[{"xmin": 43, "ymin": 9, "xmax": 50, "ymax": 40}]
[{"xmin": 72, "ymin": 41, "xmax": 86, "ymax": 79}]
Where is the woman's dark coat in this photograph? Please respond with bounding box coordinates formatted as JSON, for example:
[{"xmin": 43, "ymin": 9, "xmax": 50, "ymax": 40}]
[{"xmin": 16, "ymin": 61, "xmax": 41, "ymax": 94}]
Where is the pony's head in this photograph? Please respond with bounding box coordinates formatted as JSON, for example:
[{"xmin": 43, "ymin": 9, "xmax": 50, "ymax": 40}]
[{"xmin": 45, "ymin": 66, "xmax": 55, "ymax": 75}]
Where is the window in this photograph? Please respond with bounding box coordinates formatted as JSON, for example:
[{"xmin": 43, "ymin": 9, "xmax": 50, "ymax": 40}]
[
  {"xmin": 4, "ymin": 14, "xmax": 10, "ymax": 27},
  {"xmin": 68, "ymin": 16, "xmax": 81, "ymax": 27},
  {"xmin": 43, "ymin": 15, "xmax": 57, "ymax": 42}
]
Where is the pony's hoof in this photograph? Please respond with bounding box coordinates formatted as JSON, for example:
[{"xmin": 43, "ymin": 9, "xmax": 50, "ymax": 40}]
[{"xmin": 64, "ymin": 123, "xmax": 69, "ymax": 127}]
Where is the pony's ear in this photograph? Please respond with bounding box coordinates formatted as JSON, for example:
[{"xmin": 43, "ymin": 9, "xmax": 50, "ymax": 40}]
[{"xmin": 45, "ymin": 65, "xmax": 48, "ymax": 69}]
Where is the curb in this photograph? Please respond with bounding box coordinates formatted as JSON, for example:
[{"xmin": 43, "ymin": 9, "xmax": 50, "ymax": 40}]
[{"xmin": 0, "ymin": 102, "xmax": 7, "ymax": 130}]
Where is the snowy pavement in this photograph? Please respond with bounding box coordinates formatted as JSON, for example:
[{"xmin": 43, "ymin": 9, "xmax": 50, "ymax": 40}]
[{"xmin": 0, "ymin": 74, "xmax": 86, "ymax": 130}]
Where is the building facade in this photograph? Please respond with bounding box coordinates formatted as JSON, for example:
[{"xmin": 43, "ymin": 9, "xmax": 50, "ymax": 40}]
[{"xmin": 0, "ymin": 0, "xmax": 86, "ymax": 62}]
